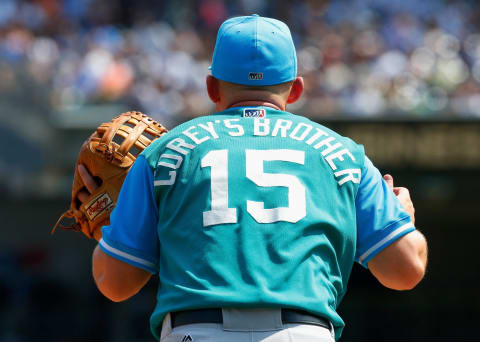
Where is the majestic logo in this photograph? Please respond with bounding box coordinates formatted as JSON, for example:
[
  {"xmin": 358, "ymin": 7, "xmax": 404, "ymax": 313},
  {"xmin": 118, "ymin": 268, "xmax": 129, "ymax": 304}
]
[
  {"xmin": 248, "ymin": 72, "xmax": 263, "ymax": 80},
  {"xmin": 85, "ymin": 192, "xmax": 114, "ymax": 220},
  {"xmin": 243, "ymin": 108, "xmax": 266, "ymax": 118},
  {"xmin": 181, "ymin": 335, "xmax": 193, "ymax": 342}
]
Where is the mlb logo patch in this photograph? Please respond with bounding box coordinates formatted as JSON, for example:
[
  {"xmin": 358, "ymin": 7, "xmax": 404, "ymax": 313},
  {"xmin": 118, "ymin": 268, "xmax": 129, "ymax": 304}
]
[
  {"xmin": 243, "ymin": 108, "xmax": 266, "ymax": 118},
  {"xmin": 249, "ymin": 72, "xmax": 263, "ymax": 80}
]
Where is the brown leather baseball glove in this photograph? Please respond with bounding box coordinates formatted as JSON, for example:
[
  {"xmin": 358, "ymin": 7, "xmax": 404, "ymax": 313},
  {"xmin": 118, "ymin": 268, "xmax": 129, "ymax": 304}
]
[{"xmin": 52, "ymin": 111, "xmax": 168, "ymax": 241}]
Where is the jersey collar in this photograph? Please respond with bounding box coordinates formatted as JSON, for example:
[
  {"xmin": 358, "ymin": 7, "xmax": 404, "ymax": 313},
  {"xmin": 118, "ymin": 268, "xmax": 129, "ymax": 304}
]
[{"xmin": 214, "ymin": 106, "xmax": 286, "ymax": 117}]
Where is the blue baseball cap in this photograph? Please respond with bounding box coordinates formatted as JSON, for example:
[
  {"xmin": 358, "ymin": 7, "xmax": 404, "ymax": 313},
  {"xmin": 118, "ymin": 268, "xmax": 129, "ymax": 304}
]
[{"xmin": 210, "ymin": 14, "xmax": 297, "ymax": 86}]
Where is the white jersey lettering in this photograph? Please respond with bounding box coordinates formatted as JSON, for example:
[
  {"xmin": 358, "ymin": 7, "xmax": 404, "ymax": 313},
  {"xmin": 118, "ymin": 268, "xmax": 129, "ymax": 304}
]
[
  {"xmin": 254, "ymin": 118, "xmax": 270, "ymax": 136},
  {"xmin": 183, "ymin": 126, "xmax": 210, "ymax": 145}
]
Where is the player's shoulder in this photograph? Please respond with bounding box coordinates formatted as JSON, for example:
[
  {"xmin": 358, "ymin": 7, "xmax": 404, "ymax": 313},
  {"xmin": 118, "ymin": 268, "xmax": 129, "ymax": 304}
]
[
  {"xmin": 140, "ymin": 114, "xmax": 215, "ymax": 166},
  {"xmin": 286, "ymin": 111, "xmax": 365, "ymax": 153}
]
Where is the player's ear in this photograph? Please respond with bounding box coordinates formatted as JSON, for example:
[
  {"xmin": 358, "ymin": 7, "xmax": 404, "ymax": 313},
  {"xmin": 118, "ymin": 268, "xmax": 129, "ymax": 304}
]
[
  {"xmin": 286, "ymin": 77, "xmax": 304, "ymax": 104},
  {"xmin": 206, "ymin": 75, "xmax": 221, "ymax": 103}
]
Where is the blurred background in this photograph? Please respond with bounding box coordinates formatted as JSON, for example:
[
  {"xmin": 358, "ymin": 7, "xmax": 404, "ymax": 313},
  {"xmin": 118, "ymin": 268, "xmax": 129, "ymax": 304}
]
[{"xmin": 1, "ymin": 0, "xmax": 479, "ymax": 341}]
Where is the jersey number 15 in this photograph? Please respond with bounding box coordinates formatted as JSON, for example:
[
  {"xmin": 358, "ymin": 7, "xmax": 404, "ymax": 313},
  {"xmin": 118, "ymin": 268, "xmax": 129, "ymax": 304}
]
[{"xmin": 201, "ymin": 149, "xmax": 306, "ymax": 227}]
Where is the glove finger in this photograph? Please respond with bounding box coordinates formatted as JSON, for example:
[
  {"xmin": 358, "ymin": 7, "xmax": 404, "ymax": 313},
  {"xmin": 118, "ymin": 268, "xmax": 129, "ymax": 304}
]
[
  {"xmin": 78, "ymin": 164, "xmax": 100, "ymax": 194},
  {"xmin": 77, "ymin": 190, "xmax": 90, "ymax": 204}
]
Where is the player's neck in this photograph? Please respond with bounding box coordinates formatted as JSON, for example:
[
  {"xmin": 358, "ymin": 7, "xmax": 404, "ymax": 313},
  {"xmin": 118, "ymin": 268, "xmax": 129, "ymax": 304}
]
[{"xmin": 224, "ymin": 101, "xmax": 284, "ymax": 111}]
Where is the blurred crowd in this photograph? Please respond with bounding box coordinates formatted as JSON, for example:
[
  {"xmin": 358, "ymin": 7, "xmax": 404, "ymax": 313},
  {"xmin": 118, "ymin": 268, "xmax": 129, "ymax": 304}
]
[{"xmin": 2, "ymin": 0, "xmax": 480, "ymax": 127}]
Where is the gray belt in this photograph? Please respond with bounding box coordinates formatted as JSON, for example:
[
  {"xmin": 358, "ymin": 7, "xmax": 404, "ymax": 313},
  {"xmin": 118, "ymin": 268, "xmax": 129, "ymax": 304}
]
[{"xmin": 171, "ymin": 308, "xmax": 331, "ymax": 330}]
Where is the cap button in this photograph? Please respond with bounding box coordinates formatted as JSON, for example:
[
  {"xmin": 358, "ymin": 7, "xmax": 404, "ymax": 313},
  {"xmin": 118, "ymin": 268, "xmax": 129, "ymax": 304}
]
[{"xmin": 252, "ymin": 14, "xmax": 259, "ymax": 17}]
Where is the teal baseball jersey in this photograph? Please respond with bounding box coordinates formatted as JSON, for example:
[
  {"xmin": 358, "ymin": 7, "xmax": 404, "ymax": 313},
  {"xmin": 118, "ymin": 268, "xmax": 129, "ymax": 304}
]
[{"xmin": 100, "ymin": 106, "xmax": 415, "ymax": 340}]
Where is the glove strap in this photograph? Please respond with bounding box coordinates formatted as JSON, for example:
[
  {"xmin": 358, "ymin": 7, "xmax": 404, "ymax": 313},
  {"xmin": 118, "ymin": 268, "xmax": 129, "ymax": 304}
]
[{"xmin": 51, "ymin": 210, "xmax": 81, "ymax": 235}]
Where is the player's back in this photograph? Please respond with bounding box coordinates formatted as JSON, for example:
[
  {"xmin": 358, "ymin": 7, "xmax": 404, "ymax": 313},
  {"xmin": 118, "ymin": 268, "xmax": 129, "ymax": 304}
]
[{"xmin": 143, "ymin": 106, "xmax": 365, "ymax": 335}]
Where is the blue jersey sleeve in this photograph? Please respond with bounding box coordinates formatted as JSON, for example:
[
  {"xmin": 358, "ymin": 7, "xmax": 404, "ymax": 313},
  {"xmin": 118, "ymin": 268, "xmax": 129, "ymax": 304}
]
[
  {"xmin": 355, "ymin": 156, "xmax": 415, "ymax": 267},
  {"xmin": 99, "ymin": 155, "xmax": 159, "ymax": 274}
]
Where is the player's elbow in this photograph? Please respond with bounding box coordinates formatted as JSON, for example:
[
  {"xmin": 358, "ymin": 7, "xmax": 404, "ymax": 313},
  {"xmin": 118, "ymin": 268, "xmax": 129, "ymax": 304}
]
[
  {"xmin": 95, "ymin": 276, "xmax": 138, "ymax": 302},
  {"xmin": 391, "ymin": 238, "xmax": 428, "ymax": 290},
  {"xmin": 382, "ymin": 259, "xmax": 426, "ymax": 291},
  {"xmin": 369, "ymin": 230, "xmax": 428, "ymax": 291},
  {"xmin": 103, "ymin": 288, "xmax": 134, "ymax": 302},
  {"xmin": 403, "ymin": 258, "xmax": 426, "ymax": 290},
  {"xmin": 92, "ymin": 245, "xmax": 152, "ymax": 302}
]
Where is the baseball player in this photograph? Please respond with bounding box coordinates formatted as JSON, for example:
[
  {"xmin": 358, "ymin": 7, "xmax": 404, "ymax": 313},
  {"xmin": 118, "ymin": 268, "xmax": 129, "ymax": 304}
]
[{"xmin": 86, "ymin": 15, "xmax": 427, "ymax": 341}]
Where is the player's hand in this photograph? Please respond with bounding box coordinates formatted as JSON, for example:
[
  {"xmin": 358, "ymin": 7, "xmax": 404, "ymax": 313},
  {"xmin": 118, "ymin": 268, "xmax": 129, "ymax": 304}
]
[
  {"xmin": 383, "ymin": 174, "xmax": 415, "ymax": 224},
  {"xmin": 77, "ymin": 164, "xmax": 100, "ymax": 203}
]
